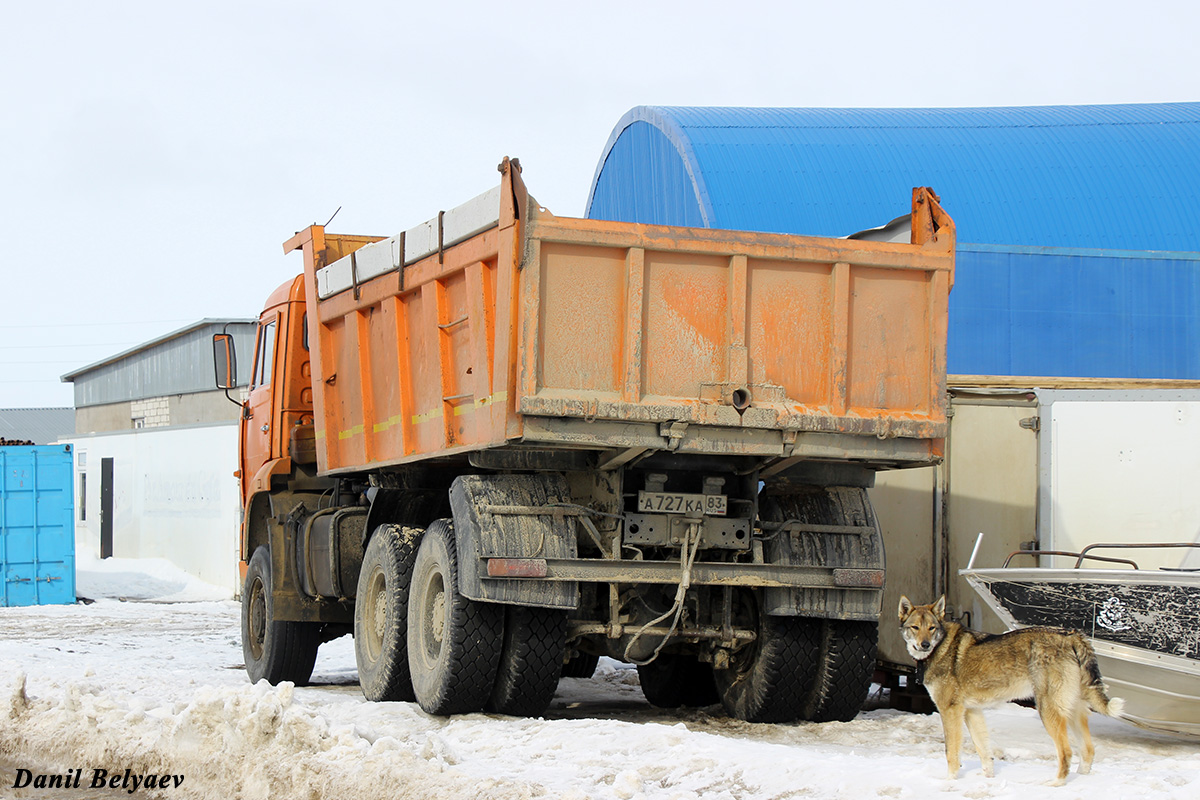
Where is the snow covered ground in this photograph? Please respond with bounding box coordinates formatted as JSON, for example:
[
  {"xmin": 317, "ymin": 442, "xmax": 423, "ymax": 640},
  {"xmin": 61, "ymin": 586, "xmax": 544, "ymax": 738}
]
[{"xmin": 1, "ymin": 555, "xmax": 1196, "ymax": 800}]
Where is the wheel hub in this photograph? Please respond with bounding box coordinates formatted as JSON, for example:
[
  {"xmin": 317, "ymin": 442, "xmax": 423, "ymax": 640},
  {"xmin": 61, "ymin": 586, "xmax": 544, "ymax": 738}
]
[
  {"xmin": 249, "ymin": 579, "xmax": 266, "ymax": 658},
  {"xmin": 431, "ymin": 590, "xmax": 446, "ymax": 643},
  {"xmin": 371, "ymin": 580, "xmax": 387, "ymax": 640}
]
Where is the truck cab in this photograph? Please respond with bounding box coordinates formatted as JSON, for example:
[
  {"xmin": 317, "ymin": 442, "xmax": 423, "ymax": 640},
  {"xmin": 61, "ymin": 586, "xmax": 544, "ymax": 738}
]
[{"xmin": 231, "ymin": 276, "xmax": 318, "ymax": 564}]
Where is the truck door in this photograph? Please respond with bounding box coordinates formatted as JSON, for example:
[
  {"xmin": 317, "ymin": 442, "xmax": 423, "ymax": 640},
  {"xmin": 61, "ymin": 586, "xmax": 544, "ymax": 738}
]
[{"xmin": 241, "ymin": 314, "xmax": 279, "ymax": 498}]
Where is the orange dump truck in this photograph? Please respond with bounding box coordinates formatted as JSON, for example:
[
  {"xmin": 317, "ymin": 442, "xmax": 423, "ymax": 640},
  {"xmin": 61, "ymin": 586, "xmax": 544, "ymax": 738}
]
[{"xmin": 215, "ymin": 157, "xmax": 954, "ymax": 722}]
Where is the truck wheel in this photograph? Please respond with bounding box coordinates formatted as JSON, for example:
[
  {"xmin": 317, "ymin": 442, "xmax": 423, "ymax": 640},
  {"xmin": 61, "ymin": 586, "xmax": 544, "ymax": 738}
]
[
  {"xmin": 561, "ymin": 652, "xmax": 600, "ymax": 679},
  {"xmin": 242, "ymin": 546, "xmax": 320, "ymax": 685},
  {"xmin": 638, "ymin": 654, "xmax": 719, "ymax": 709},
  {"xmin": 407, "ymin": 519, "xmax": 503, "ymax": 715},
  {"xmin": 801, "ymin": 619, "xmax": 879, "ymax": 722},
  {"xmin": 713, "ymin": 598, "xmax": 820, "ymax": 722},
  {"xmin": 354, "ymin": 524, "xmax": 422, "ymax": 702},
  {"xmin": 486, "ymin": 605, "xmax": 568, "ymax": 716},
  {"xmin": 754, "ymin": 488, "xmax": 882, "ymax": 722}
]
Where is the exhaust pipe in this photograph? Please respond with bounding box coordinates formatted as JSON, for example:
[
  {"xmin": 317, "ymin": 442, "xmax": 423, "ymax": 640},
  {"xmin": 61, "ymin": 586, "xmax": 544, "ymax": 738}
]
[{"xmin": 730, "ymin": 387, "xmax": 752, "ymax": 414}]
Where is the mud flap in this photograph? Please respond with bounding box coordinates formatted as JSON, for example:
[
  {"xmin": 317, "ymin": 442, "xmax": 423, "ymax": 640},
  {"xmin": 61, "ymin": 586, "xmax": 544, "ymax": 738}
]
[
  {"xmin": 760, "ymin": 486, "xmax": 885, "ymax": 621},
  {"xmin": 449, "ymin": 474, "xmax": 578, "ymax": 610}
]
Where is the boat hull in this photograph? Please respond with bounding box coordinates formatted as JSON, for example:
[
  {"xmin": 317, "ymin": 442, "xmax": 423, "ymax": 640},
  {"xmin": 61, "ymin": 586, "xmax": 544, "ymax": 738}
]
[{"xmin": 963, "ymin": 567, "xmax": 1200, "ymax": 739}]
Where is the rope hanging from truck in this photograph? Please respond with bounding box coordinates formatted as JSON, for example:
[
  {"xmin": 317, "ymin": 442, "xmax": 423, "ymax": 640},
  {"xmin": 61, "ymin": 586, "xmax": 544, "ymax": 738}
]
[{"xmin": 623, "ymin": 520, "xmax": 705, "ymax": 666}]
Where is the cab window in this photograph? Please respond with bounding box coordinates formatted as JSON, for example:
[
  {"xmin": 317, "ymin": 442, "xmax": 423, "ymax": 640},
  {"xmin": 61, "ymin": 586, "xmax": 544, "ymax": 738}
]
[{"xmin": 252, "ymin": 319, "xmax": 277, "ymax": 390}]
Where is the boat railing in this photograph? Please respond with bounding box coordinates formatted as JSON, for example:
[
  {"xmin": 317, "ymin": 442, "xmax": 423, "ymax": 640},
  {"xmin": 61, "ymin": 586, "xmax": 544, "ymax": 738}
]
[{"xmin": 1002, "ymin": 542, "xmax": 1200, "ymax": 570}]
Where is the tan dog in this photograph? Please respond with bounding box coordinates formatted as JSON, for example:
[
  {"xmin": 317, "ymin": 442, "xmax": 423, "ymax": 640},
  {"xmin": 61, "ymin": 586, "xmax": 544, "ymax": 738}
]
[{"xmin": 898, "ymin": 595, "xmax": 1125, "ymax": 786}]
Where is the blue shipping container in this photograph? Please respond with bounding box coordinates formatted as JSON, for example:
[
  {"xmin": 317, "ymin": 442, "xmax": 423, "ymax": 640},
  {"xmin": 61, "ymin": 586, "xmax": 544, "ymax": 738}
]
[{"xmin": 1, "ymin": 444, "xmax": 76, "ymax": 606}]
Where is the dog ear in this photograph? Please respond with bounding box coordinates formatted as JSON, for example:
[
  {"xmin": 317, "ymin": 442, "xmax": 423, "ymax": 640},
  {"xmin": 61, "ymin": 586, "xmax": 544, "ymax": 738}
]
[
  {"xmin": 898, "ymin": 595, "xmax": 913, "ymax": 621},
  {"xmin": 933, "ymin": 595, "xmax": 946, "ymax": 618}
]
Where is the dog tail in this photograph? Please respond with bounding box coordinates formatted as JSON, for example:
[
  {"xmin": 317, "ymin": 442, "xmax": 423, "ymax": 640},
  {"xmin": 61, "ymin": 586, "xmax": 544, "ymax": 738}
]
[{"xmin": 1073, "ymin": 634, "xmax": 1126, "ymax": 717}]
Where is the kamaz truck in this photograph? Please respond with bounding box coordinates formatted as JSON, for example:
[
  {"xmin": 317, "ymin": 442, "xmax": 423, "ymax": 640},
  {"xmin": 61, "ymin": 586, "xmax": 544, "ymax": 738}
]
[{"xmin": 215, "ymin": 157, "xmax": 954, "ymax": 722}]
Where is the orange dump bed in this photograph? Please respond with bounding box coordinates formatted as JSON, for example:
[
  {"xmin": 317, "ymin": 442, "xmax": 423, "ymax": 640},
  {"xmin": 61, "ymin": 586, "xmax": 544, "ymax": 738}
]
[{"xmin": 286, "ymin": 159, "xmax": 955, "ymax": 476}]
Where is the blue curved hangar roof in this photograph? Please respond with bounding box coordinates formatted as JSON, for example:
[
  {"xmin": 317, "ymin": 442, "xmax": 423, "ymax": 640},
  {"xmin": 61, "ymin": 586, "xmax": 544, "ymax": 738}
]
[
  {"xmin": 586, "ymin": 104, "xmax": 1200, "ymax": 379},
  {"xmin": 586, "ymin": 103, "xmax": 1200, "ymax": 251}
]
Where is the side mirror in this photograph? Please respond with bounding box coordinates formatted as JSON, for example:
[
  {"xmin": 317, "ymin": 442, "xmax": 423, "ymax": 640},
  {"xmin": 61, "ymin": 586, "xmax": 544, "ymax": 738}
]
[{"xmin": 213, "ymin": 333, "xmax": 238, "ymax": 389}]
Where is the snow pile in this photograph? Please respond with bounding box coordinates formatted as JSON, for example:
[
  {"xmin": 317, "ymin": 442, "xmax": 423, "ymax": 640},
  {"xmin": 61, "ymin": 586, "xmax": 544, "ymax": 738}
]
[
  {"xmin": 6, "ymin": 659, "xmax": 1195, "ymax": 800},
  {"xmin": 1, "ymin": 674, "xmax": 521, "ymax": 800},
  {"xmin": 75, "ymin": 549, "xmax": 232, "ymax": 603}
]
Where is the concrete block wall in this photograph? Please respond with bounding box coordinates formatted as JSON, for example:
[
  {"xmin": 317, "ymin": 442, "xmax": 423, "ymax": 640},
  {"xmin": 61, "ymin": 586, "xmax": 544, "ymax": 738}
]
[{"xmin": 130, "ymin": 397, "xmax": 171, "ymax": 428}]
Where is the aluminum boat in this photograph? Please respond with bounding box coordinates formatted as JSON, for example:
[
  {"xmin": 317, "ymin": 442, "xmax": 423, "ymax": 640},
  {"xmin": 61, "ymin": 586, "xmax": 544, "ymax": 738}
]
[{"xmin": 963, "ymin": 543, "xmax": 1200, "ymax": 739}]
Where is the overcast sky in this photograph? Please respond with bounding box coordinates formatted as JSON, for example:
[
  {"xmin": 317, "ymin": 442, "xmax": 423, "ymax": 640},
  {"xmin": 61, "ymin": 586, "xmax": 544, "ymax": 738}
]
[{"xmin": 3, "ymin": 0, "xmax": 1197, "ymax": 408}]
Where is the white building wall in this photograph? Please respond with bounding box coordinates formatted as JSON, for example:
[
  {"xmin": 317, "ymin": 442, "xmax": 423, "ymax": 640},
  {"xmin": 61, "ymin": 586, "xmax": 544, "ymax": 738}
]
[{"xmin": 65, "ymin": 423, "xmax": 241, "ymax": 594}]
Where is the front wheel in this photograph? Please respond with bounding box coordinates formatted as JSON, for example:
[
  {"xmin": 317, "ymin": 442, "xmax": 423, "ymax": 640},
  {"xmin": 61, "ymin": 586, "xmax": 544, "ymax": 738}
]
[
  {"xmin": 242, "ymin": 546, "xmax": 320, "ymax": 685},
  {"xmin": 407, "ymin": 520, "xmax": 503, "ymax": 715}
]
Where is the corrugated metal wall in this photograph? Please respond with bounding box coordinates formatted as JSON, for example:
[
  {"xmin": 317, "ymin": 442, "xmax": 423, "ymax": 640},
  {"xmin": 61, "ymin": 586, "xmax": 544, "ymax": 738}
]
[
  {"xmin": 950, "ymin": 246, "xmax": 1200, "ymax": 378},
  {"xmin": 70, "ymin": 321, "xmax": 256, "ymax": 408},
  {"xmin": 0, "ymin": 407, "xmax": 74, "ymax": 444}
]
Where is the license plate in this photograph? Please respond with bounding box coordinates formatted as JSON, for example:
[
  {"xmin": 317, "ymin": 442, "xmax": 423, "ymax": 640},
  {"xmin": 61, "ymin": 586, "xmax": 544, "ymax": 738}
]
[{"xmin": 637, "ymin": 491, "xmax": 727, "ymax": 516}]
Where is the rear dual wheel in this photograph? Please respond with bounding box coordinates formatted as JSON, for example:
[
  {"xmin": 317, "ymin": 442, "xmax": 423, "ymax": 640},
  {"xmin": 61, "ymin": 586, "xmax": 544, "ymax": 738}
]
[
  {"xmin": 354, "ymin": 524, "xmax": 423, "ymax": 702},
  {"xmin": 713, "ymin": 602, "xmax": 820, "ymax": 723},
  {"xmin": 714, "ymin": 487, "xmax": 880, "ymax": 723},
  {"xmin": 405, "ymin": 520, "xmax": 568, "ymax": 716},
  {"xmin": 407, "ymin": 520, "xmax": 503, "ymax": 714},
  {"xmin": 488, "ymin": 604, "xmax": 569, "ymax": 716},
  {"xmin": 802, "ymin": 619, "xmax": 878, "ymax": 723},
  {"xmin": 354, "ymin": 518, "xmax": 568, "ymax": 717},
  {"xmin": 712, "ymin": 592, "xmax": 877, "ymax": 723}
]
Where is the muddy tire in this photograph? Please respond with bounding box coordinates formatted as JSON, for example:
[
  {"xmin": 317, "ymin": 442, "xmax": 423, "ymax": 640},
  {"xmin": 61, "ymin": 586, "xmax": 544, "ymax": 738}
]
[
  {"xmin": 242, "ymin": 546, "xmax": 320, "ymax": 685},
  {"xmin": 753, "ymin": 488, "xmax": 881, "ymax": 722},
  {"xmin": 802, "ymin": 619, "xmax": 878, "ymax": 722},
  {"xmin": 487, "ymin": 605, "xmax": 568, "ymax": 716},
  {"xmin": 407, "ymin": 519, "xmax": 503, "ymax": 715},
  {"xmin": 638, "ymin": 654, "xmax": 719, "ymax": 709},
  {"xmin": 714, "ymin": 596, "xmax": 820, "ymax": 722},
  {"xmin": 561, "ymin": 652, "xmax": 600, "ymax": 679},
  {"xmin": 354, "ymin": 524, "xmax": 422, "ymax": 702}
]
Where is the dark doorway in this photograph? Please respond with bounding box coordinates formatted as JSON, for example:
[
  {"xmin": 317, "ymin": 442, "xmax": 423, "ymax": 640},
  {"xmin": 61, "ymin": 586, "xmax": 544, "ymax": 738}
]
[{"xmin": 100, "ymin": 457, "xmax": 114, "ymax": 559}]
